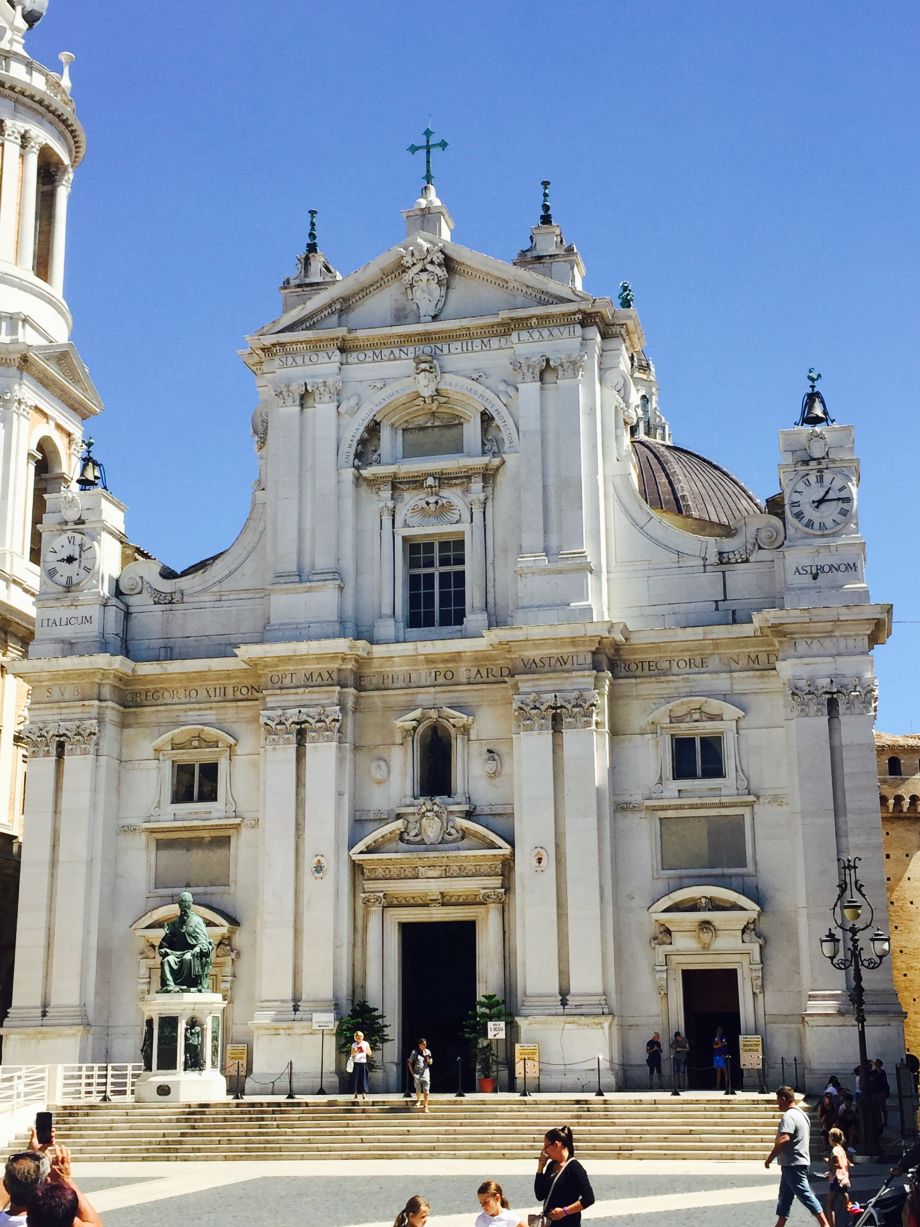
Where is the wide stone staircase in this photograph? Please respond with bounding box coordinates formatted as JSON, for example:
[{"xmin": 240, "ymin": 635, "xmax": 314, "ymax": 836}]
[{"xmin": 20, "ymin": 1094, "xmax": 787, "ymax": 1161}]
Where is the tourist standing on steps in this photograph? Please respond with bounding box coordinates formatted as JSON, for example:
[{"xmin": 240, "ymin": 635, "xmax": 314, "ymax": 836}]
[
  {"xmin": 350, "ymin": 1029, "xmax": 372, "ymax": 1102},
  {"xmin": 671, "ymin": 1031, "xmax": 690, "ymax": 1090},
  {"xmin": 474, "ymin": 1180, "xmax": 526, "ymax": 1227},
  {"xmin": 764, "ymin": 1086, "xmax": 831, "ymax": 1227},
  {"xmin": 392, "ymin": 1196, "xmax": 429, "ymax": 1227},
  {"xmin": 406, "ymin": 1037, "xmax": 433, "ymax": 1113},
  {"xmin": 712, "ymin": 1026, "xmax": 729, "ymax": 1089},
  {"xmin": 534, "ymin": 1126, "xmax": 595, "ymax": 1225},
  {"xmin": 645, "ymin": 1032, "xmax": 663, "ymax": 1088}
]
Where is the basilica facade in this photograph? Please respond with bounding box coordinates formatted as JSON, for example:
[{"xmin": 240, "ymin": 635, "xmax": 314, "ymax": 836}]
[{"xmin": 0, "ymin": 9, "xmax": 904, "ymax": 1092}]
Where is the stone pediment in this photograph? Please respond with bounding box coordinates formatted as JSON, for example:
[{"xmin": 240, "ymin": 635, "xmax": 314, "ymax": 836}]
[
  {"xmin": 351, "ymin": 813, "xmax": 511, "ymax": 858},
  {"xmin": 255, "ymin": 238, "xmax": 590, "ymax": 338},
  {"xmin": 8, "ymin": 342, "xmax": 104, "ymax": 418}
]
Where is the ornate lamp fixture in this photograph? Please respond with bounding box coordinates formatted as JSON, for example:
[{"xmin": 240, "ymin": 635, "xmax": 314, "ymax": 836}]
[{"xmin": 820, "ymin": 856, "xmax": 890, "ymax": 1155}]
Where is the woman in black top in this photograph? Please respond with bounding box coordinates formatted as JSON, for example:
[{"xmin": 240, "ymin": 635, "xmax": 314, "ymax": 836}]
[{"xmin": 534, "ymin": 1126, "xmax": 595, "ymax": 1225}]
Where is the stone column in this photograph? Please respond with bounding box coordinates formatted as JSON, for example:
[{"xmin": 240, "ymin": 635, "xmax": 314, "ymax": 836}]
[
  {"xmin": 0, "ymin": 124, "xmax": 24, "ymax": 264},
  {"xmin": 267, "ymin": 382, "xmax": 304, "ymax": 582},
  {"xmin": 253, "ymin": 710, "xmax": 299, "ymax": 1018},
  {"xmin": 466, "ymin": 486, "xmax": 488, "ymax": 633},
  {"xmin": 511, "ymin": 356, "xmax": 547, "ymax": 558},
  {"xmin": 374, "ymin": 495, "xmax": 396, "ymax": 640},
  {"xmin": 308, "ymin": 378, "xmax": 342, "ymax": 577},
  {"xmin": 16, "ymin": 131, "xmax": 41, "ymax": 270},
  {"xmin": 4, "ymin": 717, "xmax": 106, "ymax": 1063},
  {"xmin": 363, "ymin": 893, "xmax": 385, "ymax": 1013},
  {"xmin": 512, "ymin": 694, "xmax": 561, "ymax": 1011},
  {"xmin": 48, "ymin": 167, "xmax": 73, "ymax": 296},
  {"xmin": 483, "ymin": 889, "xmax": 506, "ymax": 1001},
  {"xmin": 551, "ymin": 353, "xmax": 588, "ymax": 555},
  {"xmin": 297, "ymin": 706, "xmax": 342, "ymax": 1011},
  {"xmin": 0, "ymin": 387, "xmax": 31, "ymax": 565},
  {"xmin": 557, "ymin": 690, "xmax": 607, "ymax": 1012}
]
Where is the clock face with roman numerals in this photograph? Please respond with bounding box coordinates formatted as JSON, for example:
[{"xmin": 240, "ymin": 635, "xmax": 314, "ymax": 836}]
[
  {"xmin": 43, "ymin": 531, "xmax": 97, "ymax": 589},
  {"xmin": 786, "ymin": 468, "xmax": 855, "ymax": 535}
]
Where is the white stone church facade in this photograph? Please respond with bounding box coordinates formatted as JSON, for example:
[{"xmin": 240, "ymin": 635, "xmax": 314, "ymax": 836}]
[{"xmin": 0, "ymin": 10, "xmax": 903, "ymax": 1090}]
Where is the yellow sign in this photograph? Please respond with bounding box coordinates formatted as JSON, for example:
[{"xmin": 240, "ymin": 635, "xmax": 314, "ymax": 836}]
[
  {"xmin": 226, "ymin": 1043, "xmax": 248, "ymax": 1072},
  {"xmin": 515, "ymin": 1043, "xmax": 540, "ymax": 1082},
  {"xmin": 739, "ymin": 1035, "xmax": 763, "ymax": 1069}
]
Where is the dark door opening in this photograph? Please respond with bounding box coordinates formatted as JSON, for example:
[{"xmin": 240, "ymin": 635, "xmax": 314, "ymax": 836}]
[
  {"xmin": 401, "ymin": 920, "xmax": 476, "ymax": 1093},
  {"xmin": 681, "ymin": 968, "xmax": 741, "ymax": 1089}
]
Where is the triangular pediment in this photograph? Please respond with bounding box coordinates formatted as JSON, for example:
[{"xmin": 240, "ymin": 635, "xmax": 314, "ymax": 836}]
[
  {"xmin": 256, "ymin": 238, "xmax": 589, "ymax": 338},
  {"xmin": 28, "ymin": 342, "xmax": 104, "ymax": 418}
]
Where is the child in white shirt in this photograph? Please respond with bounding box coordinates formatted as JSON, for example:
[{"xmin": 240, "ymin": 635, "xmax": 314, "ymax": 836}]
[{"xmin": 475, "ymin": 1180, "xmax": 526, "ymax": 1227}]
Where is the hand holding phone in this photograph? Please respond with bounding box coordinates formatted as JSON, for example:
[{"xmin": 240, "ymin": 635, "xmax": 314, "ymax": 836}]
[{"xmin": 35, "ymin": 1112, "xmax": 53, "ymax": 1147}]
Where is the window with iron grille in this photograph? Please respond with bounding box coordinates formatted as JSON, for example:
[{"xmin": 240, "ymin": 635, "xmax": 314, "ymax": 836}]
[{"xmin": 407, "ymin": 537, "xmax": 466, "ymax": 629}]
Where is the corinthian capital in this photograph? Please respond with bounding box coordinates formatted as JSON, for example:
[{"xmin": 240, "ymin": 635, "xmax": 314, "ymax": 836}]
[
  {"xmin": 555, "ymin": 689, "xmax": 601, "ymax": 730},
  {"xmin": 783, "ymin": 675, "xmax": 879, "ymax": 719},
  {"xmin": 512, "ymin": 693, "xmax": 556, "ymax": 733},
  {"xmin": 511, "ymin": 356, "xmax": 547, "ymax": 384},
  {"xmin": 550, "ymin": 353, "xmax": 587, "ymax": 380},
  {"xmin": 308, "ymin": 378, "xmax": 342, "ymax": 404},
  {"xmin": 21, "ymin": 719, "xmax": 99, "ymax": 757},
  {"xmin": 271, "ymin": 381, "xmax": 305, "ymax": 408},
  {"xmin": 3, "ymin": 122, "xmax": 26, "ymax": 143},
  {"xmin": 260, "ymin": 705, "xmax": 342, "ymax": 746}
]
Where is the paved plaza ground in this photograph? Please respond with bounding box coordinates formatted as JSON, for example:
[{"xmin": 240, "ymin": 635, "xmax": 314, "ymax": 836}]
[{"xmin": 73, "ymin": 1158, "xmax": 896, "ymax": 1226}]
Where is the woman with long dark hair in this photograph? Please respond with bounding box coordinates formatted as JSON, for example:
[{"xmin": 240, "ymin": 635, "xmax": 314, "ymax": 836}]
[
  {"xmin": 392, "ymin": 1195, "xmax": 429, "ymax": 1227},
  {"xmin": 534, "ymin": 1126, "xmax": 595, "ymax": 1225}
]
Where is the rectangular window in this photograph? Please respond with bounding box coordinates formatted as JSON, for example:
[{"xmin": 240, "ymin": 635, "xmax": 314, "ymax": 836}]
[
  {"xmin": 407, "ymin": 537, "xmax": 466, "ymax": 628},
  {"xmin": 671, "ymin": 734, "xmax": 725, "ymax": 780},
  {"xmin": 659, "ymin": 813, "xmax": 747, "ymax": 871},
  {"xmin": 172, "ymin": 760, "xmax": 219, "ymax": 804},
  {"xmin": 154, "ymin": 835, "xmax": 231, "ymax": 889},
  {"xmin": 402, "ymin": 423, "xmax": 463, "ymax": 458}
]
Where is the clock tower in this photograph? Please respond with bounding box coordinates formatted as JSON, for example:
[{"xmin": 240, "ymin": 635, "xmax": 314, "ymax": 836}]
[{"xmin": 778, "ymin": 382, "xmax": 868, "ymax": 609}]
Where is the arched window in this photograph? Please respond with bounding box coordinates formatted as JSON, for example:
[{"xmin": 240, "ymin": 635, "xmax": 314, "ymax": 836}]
[
  {"xmin": 888, "ymin": 756, "xmax": 903, "ymax": 777},
  {"xmin": 29, "ymin": 444, "xmax": 52, "ymax": 565},
  {"xmin": 418, "ymin": 721, "xmax": 452, "ymax": 796}
]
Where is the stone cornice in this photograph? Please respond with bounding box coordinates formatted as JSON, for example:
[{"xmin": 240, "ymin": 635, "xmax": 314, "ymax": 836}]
[
  {"xmin": 752, "ymin": 604, "xmax": 892, "ymax": 649},
  {"xmin": 0, "ymin": 346, "xmax": 102, "ymax": 420},
  {"xmin": 357, "ymin": 456, "xmax": 503, "ymax": 487},
  {"xmin": 0, "ymin": 70, "xmax": 84, "ymax": 166}
]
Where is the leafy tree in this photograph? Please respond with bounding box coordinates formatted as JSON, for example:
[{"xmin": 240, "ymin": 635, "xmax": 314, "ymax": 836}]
[
  {"xmin": 336, "ymin": 1000, "xmax": 391, "ymax": 1072},
  {"xmin": 462, "ymin": 993, "xmax": 513, "ymax": 1078}
]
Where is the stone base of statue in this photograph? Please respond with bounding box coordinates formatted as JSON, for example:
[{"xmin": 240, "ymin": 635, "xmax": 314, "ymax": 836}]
[{"xmin": 135, "ymin": 993, "xmax": 227, "ymax": 1103}]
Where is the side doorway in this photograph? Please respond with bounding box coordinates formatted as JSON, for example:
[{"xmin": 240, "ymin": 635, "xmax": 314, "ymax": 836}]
[
  {"xmin": 681, "ymin": 967, "xmax": 741, "ymax": 1089},
  {"xmin": 401, "ymin": 920, "xmax": 476, "ymax": 1093}
]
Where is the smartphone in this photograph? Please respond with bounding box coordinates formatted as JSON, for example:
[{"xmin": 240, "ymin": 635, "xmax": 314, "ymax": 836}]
[{"xmin": 35, "ymin": 1112, "xmax": 52, "ymax": 1146}]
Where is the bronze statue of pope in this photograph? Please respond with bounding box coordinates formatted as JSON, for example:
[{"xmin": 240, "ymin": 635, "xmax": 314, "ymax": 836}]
[{"xmin": 158, "ymin": 891, "xmax": 213, "ymax": 993}]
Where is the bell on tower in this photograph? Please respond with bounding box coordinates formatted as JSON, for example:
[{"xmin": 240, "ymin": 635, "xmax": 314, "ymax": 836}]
[{"xmin": 797, "ymin": 368, "xmax": 834, "ymax": 427}]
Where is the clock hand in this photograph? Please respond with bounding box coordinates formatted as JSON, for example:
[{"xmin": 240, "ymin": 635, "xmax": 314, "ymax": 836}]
[
  {"xmin": 814, "ymin": 487, "xmax": 833, "ymax": 507},
  {"xmin": 813, "ymin": 496, "xmax": 850, "ymax": 504}
]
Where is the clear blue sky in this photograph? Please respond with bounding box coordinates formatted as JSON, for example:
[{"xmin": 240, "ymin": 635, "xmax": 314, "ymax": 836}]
[{"xmin": 29, "ymin": 1, "xmax": 919, "ymax": 732}]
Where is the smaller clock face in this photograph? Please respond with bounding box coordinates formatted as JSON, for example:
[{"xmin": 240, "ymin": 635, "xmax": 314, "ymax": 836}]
[
  {"xmin": 787, "ymin": 469, "xmax": 855, "ymax": 535},
  {"xmin": 44, "ymin": 531, "xmax": 97, "ymax": 589}
]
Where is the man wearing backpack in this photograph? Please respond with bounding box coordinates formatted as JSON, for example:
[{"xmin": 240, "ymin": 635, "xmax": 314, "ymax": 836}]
[{"xmin": 406, "ymin": 1038, "xmax": 433, "ymax": 1113}]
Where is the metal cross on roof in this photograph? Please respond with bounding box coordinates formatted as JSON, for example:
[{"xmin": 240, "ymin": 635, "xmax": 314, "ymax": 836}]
[{"xmin": 407, "ymin": 126, "xmax": 448, "ymax": 187}]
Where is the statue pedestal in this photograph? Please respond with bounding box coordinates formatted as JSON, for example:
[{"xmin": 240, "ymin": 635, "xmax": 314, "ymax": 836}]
[{"xmin": 135, "ymin": 993, "xmax": 227, "ymax": 1103}]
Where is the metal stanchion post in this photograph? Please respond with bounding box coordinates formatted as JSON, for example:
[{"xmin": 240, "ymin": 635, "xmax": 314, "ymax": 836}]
[
  {"xmin": 233, "ymin": 1061, "xmax": 244, "ymax": 1100},
  {"xmin": 100, "ymin": 1063, "xmax": 112, "ymax": 1103},
  {"xmin": 316, "ymin": 1030, "xmax": 327, "ymax": 1095},
  {"xmin": 781, "ymin": 1057, "xmax": 786, "ymax": 1087},
  {"xmin": 671, "ymin": 1056, "xmax": 681, "ymax": 1097},
  {"xmin": 595, "ymin": 1055, "xmax": 605, "ymax": 1098},
  {"xmin": 519, "ymin": 1058, "xmax": 531, "ymax": 1098},
  {"xmin": 724, "ymin": 1054, "xmax": 736, "ymax": 1096},
  {"xmin": 286, "ymin": 1059, "xmax": 296, "ymax": 1100},
  {"xmin": 793, "ymin": 1057, "xmax": 801, "ymax": 1094},
  {"xmin": 455, "ymin": 1056, "xmax": 466, "ymax": 1098}
]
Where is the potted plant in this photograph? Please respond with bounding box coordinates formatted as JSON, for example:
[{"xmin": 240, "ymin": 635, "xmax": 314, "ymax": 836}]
[
  {"xmin": 462, "ymin": 993, "xmax": 512, "ymax": 1093},
  {"xmin": 336, "ymin": 999, "xmax": 391, "ymax": 1083}
]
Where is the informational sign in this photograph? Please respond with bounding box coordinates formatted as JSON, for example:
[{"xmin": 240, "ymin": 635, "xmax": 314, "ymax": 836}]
[
  {"xmin": 312, "ymin": 1011, "xmax": 336, "ymax": 1031},
  {"xmin": 487, "ymin": 1020, "xmax": 506, "ymax": 1040},
  {"xmin": 226, "ymin": 1043, "xmax": 248, "ymax": 1071},
  {"xmin": 515, "ymin": 1043, "xmax": 540, "ymax": 1081},
  {"xmin": 739, "ymin": 1035, "xmax": 763, "ymax": 1069}
]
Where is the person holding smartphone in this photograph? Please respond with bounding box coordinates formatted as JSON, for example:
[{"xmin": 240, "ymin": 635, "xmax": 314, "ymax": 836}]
[
  {"xmin": 406, "ymin": 1037, "xmax": 433, "ymax": 1113},
  {"xmin": 533, "ymin": 1126, "xmax": 595, "ymax": 1225}
]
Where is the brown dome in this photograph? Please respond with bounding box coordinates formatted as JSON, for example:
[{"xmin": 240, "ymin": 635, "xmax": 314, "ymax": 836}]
[{"xmin": 633, "ymin": 437, "xmax": 762, "ymax": 537}]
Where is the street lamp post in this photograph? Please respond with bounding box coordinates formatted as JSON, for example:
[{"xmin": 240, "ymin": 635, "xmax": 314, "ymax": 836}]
[{"xmin": 820, "ymin": 856, "xmax": 891, "ymax": 1156}]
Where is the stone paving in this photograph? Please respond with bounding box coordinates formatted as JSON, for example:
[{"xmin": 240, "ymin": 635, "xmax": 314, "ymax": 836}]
[{"xmin": 69, "ymin": 1159, "xmax": 898, "ymax": 1226}]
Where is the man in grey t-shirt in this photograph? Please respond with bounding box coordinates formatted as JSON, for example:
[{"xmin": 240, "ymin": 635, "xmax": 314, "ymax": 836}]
[{"xmin": 764, "ymin": 1086, "xmax": 830, "ymax": 1227}]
